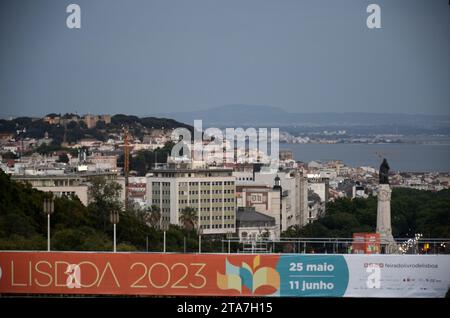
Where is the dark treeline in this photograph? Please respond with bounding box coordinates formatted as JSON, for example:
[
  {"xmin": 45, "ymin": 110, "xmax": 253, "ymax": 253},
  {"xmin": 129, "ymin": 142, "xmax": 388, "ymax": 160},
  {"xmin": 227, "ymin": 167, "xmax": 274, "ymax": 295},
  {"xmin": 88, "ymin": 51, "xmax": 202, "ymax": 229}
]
[
  {"xmin": 0, "ymin": 171, "xmax": 221, "ymax": 252},
  {"xmin": 1, "ymin": 170, "xmax": 449, "ymax": 253},
  {"xmin": 283, "ymin": 188, "xmax": 450, "ymax": 238}
]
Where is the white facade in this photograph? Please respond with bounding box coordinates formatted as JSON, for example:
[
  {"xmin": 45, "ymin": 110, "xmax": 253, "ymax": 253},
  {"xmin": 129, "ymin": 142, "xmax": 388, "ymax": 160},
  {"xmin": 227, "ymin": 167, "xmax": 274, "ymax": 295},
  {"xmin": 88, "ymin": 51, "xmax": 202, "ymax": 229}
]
[
  {"xmin": 236, "ymin": 225, "xmax": 278, "ymax": 241},
  {"xmin": 234, "ymin": 169, "xmax": 309, "ymax": 229},
  {"xmin": 147, "ymin": 169, "xmax": 236, "ymax": 234},
  {"xmin": 307, "ymin": 177, "xmax": 329, "ymax": 202},
  {"xmin": 236, "ymin": 185, "xmax": 281, "ymax": 238},
  {"xmin": 12, "ymin": 173, "xmax": 126, "ymax": 206},
  {"xmin": 35, "ymin": 185, "xmax": 89, "ymax": 205}
]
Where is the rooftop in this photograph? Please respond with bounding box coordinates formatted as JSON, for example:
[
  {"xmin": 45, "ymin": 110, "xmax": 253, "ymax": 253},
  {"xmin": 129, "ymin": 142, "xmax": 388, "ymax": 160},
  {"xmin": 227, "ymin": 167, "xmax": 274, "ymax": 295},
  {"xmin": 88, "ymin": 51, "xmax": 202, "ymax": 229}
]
[{"xmin": 236, "ymin": 207, "xmax": 275, "ymax": 224}]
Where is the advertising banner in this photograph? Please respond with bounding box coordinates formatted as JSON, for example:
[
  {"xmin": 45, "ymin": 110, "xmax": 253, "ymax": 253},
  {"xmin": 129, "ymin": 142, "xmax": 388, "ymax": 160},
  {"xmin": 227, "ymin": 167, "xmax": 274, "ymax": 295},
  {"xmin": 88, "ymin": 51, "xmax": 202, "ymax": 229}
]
[{"xmin": 0, "ymin": 252, "xmax": 448, "ymax": 297}]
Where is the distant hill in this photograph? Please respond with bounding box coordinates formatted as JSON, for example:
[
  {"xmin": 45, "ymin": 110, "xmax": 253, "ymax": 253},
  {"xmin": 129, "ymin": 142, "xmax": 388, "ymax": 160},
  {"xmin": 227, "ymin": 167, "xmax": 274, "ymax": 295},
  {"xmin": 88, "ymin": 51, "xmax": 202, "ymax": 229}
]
[
  {"xmin": 110, "ymin": 114, "xmax": 192, "ymax": 131},
  {"xmin": 155, "ymin": 104, "xmax": 450, "ymax": 133}
]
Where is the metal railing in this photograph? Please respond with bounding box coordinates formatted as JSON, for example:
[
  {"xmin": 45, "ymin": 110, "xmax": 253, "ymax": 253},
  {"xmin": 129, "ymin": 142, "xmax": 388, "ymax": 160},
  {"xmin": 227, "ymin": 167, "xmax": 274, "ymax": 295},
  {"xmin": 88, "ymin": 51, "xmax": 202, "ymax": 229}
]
[
  {"xmin": 1, "ymin": 237, "xmax": 448, "ymax": 254},
  {"xmin": 220, "ymin": 237, "xmax": 450, "ymax": 255}
]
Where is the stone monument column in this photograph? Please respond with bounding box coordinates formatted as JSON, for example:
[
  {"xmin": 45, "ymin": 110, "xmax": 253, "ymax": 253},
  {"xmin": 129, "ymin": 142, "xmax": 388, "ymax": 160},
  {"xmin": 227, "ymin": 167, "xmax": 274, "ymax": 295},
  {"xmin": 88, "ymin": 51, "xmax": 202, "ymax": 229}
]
[
  {"xmin": 376, "ymin": 158, "xmax": 397, "ymax": 253},
  {"xmin": 376, "ymin": 184, "xmax": 394, "ymax": 243}
]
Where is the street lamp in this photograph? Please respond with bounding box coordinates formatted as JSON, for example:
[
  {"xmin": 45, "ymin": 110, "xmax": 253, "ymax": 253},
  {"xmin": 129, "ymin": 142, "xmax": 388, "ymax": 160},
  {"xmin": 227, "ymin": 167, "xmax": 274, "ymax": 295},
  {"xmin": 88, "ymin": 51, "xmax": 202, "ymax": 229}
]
[
  {"xmin": 110, "ymin": 210, "xmax": 120, "ymax": 252},
  {"xmin": 43, "ymin": 197, "xmax": 54, "ymax": 251},
  {"xmin": 414, "ymin": 233, "xmax": 423, "ymax": 254},
  {"xmin": 198, "ymin": 227, "xmax": 203, "ymax": 254},
  {"xmin": 161, "ymin": 222, "xmax": 169, "ymax": 253}
]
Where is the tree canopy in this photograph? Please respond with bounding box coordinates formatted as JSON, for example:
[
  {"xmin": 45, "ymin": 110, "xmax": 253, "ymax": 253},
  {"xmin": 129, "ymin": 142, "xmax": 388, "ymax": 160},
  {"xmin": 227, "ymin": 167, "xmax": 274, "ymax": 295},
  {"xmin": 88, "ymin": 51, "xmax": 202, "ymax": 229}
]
[
  {"xmin": 283, "ymin": 188, "xmax": 450, "ymax": 238},
  {"xmin": 0, "ymin": 171, "xmax": 220, "ymax": 252}
]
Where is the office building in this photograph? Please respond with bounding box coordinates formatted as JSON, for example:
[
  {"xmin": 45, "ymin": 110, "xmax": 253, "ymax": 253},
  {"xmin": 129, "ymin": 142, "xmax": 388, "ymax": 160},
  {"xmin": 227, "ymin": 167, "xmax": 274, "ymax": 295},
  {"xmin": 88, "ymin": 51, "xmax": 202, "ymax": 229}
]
[{"xmin": 147, "ymin": 168, "xmax": 236, "ymax": 234}]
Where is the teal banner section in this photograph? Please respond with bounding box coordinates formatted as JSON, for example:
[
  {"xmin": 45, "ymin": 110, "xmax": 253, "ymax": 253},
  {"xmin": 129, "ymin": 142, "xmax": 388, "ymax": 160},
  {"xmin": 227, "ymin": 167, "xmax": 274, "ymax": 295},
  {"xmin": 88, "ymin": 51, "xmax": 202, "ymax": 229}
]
[{"xmin": 277, "ymin": 255, "xmax": 349, "ymax": 297}]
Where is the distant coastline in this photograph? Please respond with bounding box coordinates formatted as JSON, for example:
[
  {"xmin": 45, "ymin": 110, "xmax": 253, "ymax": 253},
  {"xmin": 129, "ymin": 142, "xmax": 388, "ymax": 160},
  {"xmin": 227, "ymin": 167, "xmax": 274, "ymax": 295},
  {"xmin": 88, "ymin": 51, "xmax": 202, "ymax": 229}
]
[{"xmin": 282, "ymin": 143, "xmax": 450, "ymax": 173}]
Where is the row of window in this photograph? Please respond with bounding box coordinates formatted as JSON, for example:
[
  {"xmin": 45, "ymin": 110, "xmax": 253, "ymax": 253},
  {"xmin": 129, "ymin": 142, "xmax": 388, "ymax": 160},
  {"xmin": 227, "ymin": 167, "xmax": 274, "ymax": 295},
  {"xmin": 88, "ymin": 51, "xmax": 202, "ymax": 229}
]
[
  {"xmin": 236, "ymin": 177, "xmax": 254, "ymax": 181},
  {"xmin": 179, "ymin": 198, "xmax": 235, "ymax": 204},
  {"xmin": 200, "ymin": 215, "xmax": 234, "ymax": 221},
  {"xmin": 59, "ymin": 191, "xmax": 76, "ymax": 197},
  {"xmin": 199, "ymin": 206, "xmax": 235, "ymax": 212},
  {"xmin": 152, "ymin": 182, "xmax": 170, "ymax": 187},
  {"xmin": 152, "ymin": 191, "xmax": 170, "ymax": 195},
  {"xmin": 152, "ymin": 199, "xmax": 170, "ymax": 204},
  {"xmin": 179, "ymin": 181, "xmax": 234, "ymax": 187},
  {"xmin": 200, "ymin": 224, "xmax": 235, "ymax": 229},
  {"xmin": 179, "ymin": 189, "xmax": 234, "ymax": 195},
  {"xmin": 179, "ymin": 206, "xmax": 235, "ymax": 213}
]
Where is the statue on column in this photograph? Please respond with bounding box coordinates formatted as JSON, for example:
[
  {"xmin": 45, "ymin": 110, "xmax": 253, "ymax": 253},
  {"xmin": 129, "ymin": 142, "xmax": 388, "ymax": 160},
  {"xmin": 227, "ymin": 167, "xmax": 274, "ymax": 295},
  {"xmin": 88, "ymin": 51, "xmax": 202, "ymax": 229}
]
[{"xmin": 379, "ymin": 158, "xmax": 390, "ymax": 184}]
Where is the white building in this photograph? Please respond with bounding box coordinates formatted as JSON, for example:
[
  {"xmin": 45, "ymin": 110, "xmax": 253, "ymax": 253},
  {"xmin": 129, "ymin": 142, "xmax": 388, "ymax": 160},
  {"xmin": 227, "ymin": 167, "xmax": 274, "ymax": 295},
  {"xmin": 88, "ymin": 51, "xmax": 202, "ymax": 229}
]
[
  {"xmin": 307, "ymin": 191, "xmax": 323, "ymax": 224},
  {"xmin": 352, "ymin": 183, "xmax": 367, "ymax": 199},
  {"xmin": 147, "ymin": 167, "xmax": 236, "ymax": 234},
  {"xmin": 307, "ymin": 175, "xmax": 329, "ymax": 202},
  {"xmin": 234, "ymin": 168, "xmax": 309, "ymax": 229},
  {"xmin": 307, "ymin": 175, "xmax": 329, "ymax": 217},
  {"xmin": 236, "ymin": 185, "xmax": 281, "ymax": 238},
  {"xmin": 11, "ymin": 172, "xmax": 125, "ymax": 206},
  {"xmin": 235, "ymin": 207, "xmax": 278, "ymax": 241}
]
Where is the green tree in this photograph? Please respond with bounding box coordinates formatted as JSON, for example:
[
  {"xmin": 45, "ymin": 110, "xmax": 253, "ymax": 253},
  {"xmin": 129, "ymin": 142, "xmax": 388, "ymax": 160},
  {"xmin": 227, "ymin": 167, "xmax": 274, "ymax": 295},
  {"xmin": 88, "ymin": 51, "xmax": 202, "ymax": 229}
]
[
  {"xmin": 1, "ymin": 151, "xmax": 17, "ymax": 160},
  {"xmin": 282, "ymin": 188, "xmax": 450, "ymax": 239},
  {"xmin": 126, "ymin": 141, "xmax": 175, "ymax": 176},
  {"xmin": 88, "ymin": 177, "xmax": 123, "ymax": 232},
  {"xmin": 145, "ymin": 205, "xmax": 161, "ymax": 229},
  {"xmin": 57, "ymin": 153, "xmax": 69, "ymax": 163},
  {"xmin": 0, "ymin": 171, "xmax": 164, "ymax": 251},
  {"xmin": 179, "ymin": 207, "xmax": 198, "ymax": 232}
]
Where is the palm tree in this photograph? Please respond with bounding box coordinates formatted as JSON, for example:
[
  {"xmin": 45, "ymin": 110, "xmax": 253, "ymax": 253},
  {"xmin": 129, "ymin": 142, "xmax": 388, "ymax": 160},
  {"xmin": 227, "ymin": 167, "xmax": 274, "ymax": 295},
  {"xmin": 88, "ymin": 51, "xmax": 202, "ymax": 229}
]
[
  {"xmin": 145, "ymin": 205, "xmax": 161, "ymax": 229},
  {"xmin": 179, "ymin": 207, "xmax": 198, "ymax": 232}
]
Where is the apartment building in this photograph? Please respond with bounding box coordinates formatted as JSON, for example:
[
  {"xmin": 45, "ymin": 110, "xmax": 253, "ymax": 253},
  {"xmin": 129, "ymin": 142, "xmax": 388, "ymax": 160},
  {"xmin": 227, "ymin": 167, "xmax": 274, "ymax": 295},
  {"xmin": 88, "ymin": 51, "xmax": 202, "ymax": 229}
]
[{"xmin": 146, "ymin": 168, "xmax": 236, "ymax": 234}]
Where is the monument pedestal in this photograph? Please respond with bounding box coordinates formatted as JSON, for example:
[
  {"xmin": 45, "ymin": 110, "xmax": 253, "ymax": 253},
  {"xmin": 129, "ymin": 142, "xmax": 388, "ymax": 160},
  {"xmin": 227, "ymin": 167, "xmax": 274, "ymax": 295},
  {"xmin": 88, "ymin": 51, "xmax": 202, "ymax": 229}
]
[{"xmin": 376, "ymin": 184, "xmax": 397, "ymax": 253}]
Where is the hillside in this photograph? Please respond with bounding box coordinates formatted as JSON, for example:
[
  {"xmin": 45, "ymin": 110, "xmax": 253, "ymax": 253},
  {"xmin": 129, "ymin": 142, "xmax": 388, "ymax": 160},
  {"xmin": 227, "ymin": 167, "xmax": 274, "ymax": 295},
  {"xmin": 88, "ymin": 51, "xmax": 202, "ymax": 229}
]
[
  {"xmin": 0, "ymin": 114, "xmax": 193, "ymax": 146},
  {"xmin": 0, "ymin": 171, "xmax": 214, "ymax": 252}
]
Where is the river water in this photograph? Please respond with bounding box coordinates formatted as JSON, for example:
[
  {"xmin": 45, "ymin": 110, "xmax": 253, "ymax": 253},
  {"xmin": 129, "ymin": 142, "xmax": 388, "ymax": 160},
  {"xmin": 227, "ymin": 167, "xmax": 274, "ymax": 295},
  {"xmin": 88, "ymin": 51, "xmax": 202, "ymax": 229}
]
[{"xmin": 280, "ymin": 143, "xmax": 450, "ymax": 172}]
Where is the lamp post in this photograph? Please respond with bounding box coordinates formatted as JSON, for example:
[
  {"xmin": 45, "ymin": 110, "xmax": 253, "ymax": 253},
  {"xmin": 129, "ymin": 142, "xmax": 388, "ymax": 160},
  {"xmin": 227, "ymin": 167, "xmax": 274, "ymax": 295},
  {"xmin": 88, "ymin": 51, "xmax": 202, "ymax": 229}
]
[
  {"xmin": 198, "ymin": 228, "xmax": 203, "ymax": 254},
  {"xmin": 110, "ymin": 210, "xmax": 120, "ymax": 252},
  {"xmin": 43, "ymin": 197, "xmax": 54, "ymax": 251},
  {"xmin": 163, "ymin": 230, "xmax": 166, "ymax": 253},
  {"xmin": 414, "ymin": 233, "xmax": 423, "ymax": 254},
  {"xmin": 161, "ymin": 223, "xmax": 167, "ymax": 253},
  {"xmin": 226, "ymin": 232, "xmax": 232, "ymax": 254}
]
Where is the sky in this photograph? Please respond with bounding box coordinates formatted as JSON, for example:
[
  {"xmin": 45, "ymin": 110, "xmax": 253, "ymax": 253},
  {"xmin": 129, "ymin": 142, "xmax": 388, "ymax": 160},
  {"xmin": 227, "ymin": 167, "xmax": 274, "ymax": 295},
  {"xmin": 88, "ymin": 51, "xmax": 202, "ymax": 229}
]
[{"xmin": 0, "ymin": 0, "xmax": 449, "ymax": 117}]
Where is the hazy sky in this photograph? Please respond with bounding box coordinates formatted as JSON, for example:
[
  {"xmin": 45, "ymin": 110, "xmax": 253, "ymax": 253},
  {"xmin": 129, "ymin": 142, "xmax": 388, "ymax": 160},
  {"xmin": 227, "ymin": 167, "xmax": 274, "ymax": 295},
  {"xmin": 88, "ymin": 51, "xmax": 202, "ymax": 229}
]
[{"xmin": 0, "ymin": 0, "xmax": 449, "ymax": 117}]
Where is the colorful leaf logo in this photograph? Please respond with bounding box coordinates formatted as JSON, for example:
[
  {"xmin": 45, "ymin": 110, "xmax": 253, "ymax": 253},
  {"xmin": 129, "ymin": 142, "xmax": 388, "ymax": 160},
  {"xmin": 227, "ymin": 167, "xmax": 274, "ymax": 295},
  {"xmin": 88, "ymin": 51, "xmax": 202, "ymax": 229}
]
[{"xmin": 217, "ymin": 256, "xmax": 280, "ymax": 295}]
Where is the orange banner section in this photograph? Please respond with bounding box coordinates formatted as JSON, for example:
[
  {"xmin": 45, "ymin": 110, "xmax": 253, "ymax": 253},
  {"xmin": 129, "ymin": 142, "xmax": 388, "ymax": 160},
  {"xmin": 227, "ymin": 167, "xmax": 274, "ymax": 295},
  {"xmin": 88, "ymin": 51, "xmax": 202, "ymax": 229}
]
[{"xmin": 0, "ymin": 252, "xmax": 279, "ymax": 296}]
